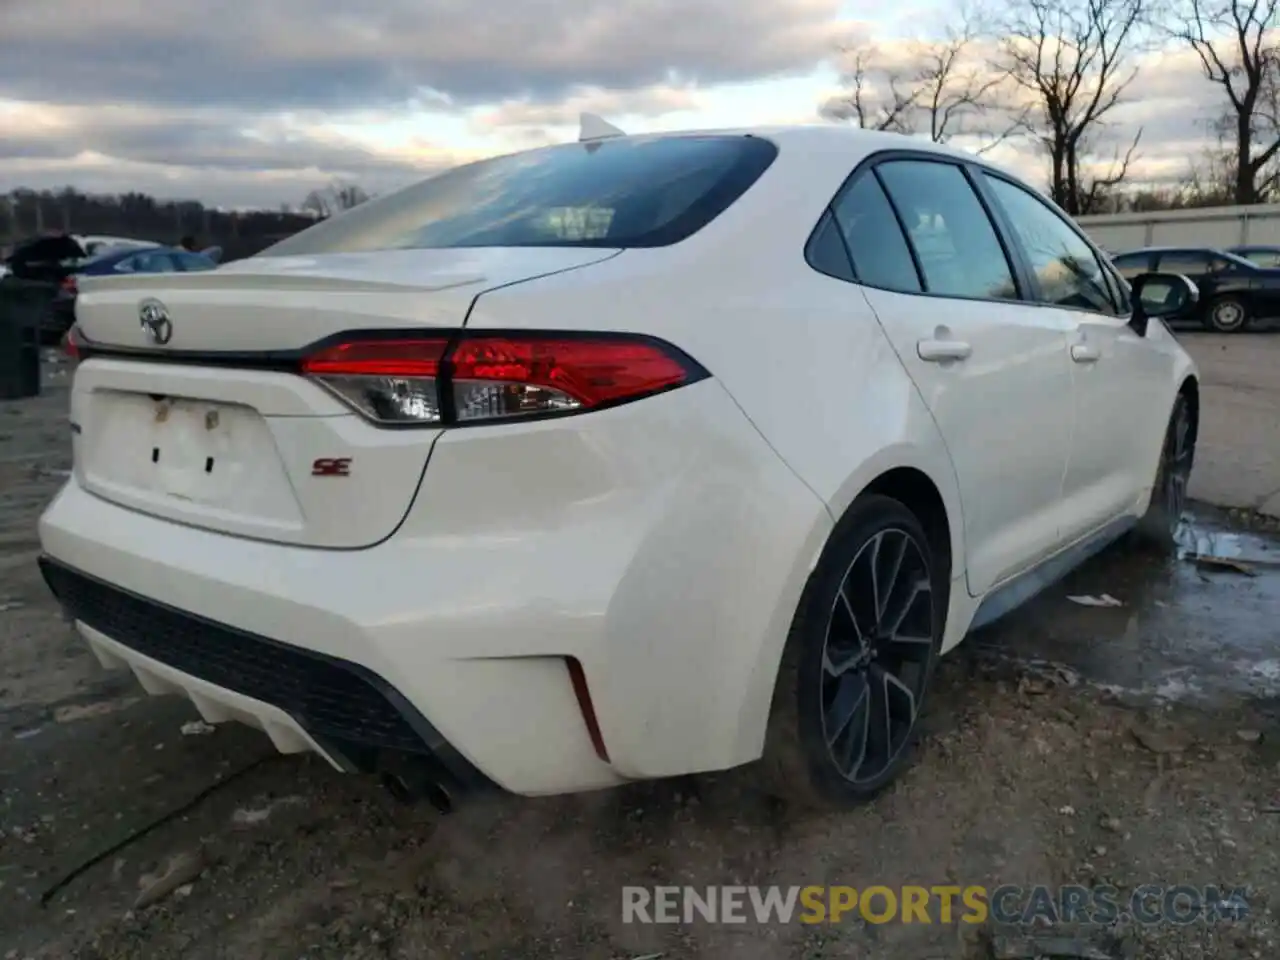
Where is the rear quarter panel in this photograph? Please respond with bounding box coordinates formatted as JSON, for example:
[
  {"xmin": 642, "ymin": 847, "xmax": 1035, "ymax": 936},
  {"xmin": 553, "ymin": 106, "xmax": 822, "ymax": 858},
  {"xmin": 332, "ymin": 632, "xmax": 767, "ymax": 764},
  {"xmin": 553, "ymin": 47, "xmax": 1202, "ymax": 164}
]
[
  {"xmin": 465, "ymin": 165, "xmax": 974, "ymax": 746},
  {"xmin": 465, "ymin": 233, "xmax": 966, "ymax": 580}
]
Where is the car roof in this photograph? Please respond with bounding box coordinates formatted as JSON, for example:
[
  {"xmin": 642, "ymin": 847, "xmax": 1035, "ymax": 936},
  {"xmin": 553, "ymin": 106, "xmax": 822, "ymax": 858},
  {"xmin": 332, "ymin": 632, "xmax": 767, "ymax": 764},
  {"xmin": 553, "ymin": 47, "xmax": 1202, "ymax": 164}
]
[
  {"xmin": 1114, "ymin": 246, "xmax": 1231, "ymax": 255},
  {"xmin": 1113, "ymin": 246, "xmax": 1261, "ymax": 269},
  {"xmin": 584, "ymin": 124, "xmax": 1031, "ymax": 185}
]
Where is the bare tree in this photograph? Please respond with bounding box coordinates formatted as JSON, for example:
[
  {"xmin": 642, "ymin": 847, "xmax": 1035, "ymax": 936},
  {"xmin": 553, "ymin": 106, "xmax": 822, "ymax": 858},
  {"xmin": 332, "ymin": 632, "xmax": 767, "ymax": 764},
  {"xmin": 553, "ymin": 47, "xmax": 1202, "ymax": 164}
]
[
  {"xmin": 821, "ymin": 47, "xmax": 919, "ymax": 132},
  {"xmin": 1075, "ymin": 134, "xmax": 1143, "ymax": 212},
  {"xmin": 824, "ymin": 24, "xmax": 1024, "ymax": 152},
  {"xmin": 1172, "ymin": 0, "xmax": 1280, "ymax": 204},
  {"xmin": 1192, "ymin": 129, "xmax": 1250, "ymax": 202},
  {"xmin": 300, "ymin": 190, "xmax": 328, "ymax": 219},
  {"xmin": 822, "ymin": 24, "xmax": 1024, "ymax": 152},
  {"xmin": 333, "ymin": 182, "xmax": 371, "ymax": 211},
  {"xmin": 992, "ymin": 0, "xmax": 1147, "ymax": 214},
  {"xmin": 911, "ymin": 25, "xmax": 1029, "ymax": 150},
  {"xmin": 301, "ymin": 180, "xmax": 370, "ymax": 219}
]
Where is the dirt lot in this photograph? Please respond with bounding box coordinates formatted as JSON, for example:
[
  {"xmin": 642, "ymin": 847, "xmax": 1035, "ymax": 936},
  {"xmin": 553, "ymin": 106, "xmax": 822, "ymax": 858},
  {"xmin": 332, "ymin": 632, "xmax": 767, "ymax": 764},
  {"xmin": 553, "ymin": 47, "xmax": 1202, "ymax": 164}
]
[{"xmin": 2, "ymin": 335, "xmax": 1280, "ymax": 960}]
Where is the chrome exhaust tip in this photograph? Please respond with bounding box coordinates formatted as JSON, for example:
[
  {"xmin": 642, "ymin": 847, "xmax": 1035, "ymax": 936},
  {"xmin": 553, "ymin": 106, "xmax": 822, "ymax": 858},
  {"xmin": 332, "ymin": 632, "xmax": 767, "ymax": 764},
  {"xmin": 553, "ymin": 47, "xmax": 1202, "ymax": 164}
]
[{"xmin": 380, "ymin": 769, "xmax": 453, "ymax": 814}]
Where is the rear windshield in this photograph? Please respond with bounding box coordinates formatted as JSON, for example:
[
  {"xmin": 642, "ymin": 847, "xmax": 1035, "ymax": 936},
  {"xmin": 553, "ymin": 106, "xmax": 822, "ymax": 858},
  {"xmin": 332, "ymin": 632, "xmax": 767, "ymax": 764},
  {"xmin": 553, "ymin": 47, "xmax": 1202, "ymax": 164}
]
[{"xmin": 261, "ymin": 135, "xmax": 778, "ymax": 254}]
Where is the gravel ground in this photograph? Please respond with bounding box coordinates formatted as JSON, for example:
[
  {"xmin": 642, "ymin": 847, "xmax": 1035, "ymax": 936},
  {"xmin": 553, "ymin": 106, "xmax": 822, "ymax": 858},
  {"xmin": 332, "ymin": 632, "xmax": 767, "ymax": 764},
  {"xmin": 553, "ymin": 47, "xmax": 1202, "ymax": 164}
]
[{"xmin": 3, "ymin": 341, "xmax": 1280, "ymax": 960}]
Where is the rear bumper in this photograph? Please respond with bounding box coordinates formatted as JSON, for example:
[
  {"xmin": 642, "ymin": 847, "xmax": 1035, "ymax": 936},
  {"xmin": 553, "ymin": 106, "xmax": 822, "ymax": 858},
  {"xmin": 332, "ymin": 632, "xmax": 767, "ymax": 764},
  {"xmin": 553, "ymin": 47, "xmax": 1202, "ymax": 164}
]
[
  {"xmin": 39, "ymin": 556, "xmax": 492, "ymax": 799},
  {"xmin": 38, "ymin": 379, "xmax": 832, "ymax": 794}
]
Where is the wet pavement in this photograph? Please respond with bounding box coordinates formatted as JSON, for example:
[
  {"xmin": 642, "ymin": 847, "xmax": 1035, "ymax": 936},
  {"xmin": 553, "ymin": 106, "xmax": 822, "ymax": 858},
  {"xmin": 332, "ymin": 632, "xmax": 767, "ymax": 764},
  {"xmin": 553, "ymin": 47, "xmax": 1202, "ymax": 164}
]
[{"xmin": 975, "ymin": 511, "xmax": 1280, "ymax": 706}]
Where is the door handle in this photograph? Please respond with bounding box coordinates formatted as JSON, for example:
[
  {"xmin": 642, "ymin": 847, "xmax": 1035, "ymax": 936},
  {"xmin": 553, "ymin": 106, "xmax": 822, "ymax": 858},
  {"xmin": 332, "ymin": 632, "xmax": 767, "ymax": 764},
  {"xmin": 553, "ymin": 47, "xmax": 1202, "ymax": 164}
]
[
  {"xmin": 917, "ymin": 339, "xmax": 972, "ymax": 362},
  {"xmin": 1071, "ymin": 343, "xmax": 1101, "ymax": 363}
]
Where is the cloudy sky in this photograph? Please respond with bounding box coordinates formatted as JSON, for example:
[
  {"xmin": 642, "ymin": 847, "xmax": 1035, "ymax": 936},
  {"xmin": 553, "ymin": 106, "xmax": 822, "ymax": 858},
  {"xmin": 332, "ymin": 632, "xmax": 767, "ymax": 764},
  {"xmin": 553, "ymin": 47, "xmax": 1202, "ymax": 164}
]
[{"xmin": 0, "ymin": 0, "xmax": 1227, "ymax": 209}]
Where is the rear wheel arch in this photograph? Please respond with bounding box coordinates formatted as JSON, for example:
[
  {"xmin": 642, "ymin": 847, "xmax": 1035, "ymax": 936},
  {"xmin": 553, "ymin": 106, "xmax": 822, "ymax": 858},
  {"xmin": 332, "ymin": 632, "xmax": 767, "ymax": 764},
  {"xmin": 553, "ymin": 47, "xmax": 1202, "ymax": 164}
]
[
  {"xmin": 823, "ymin": 442, "xmax": 965, "ymax": 586},
  {"xmin": 759, "ymin": 464, "xmax": 955, "ymax": 732},
  {"xmin": 1133, "ymin": 376, "xmax": 1199, "ymax": 549},
  {"xmin": 1153, "ymin": 372, "xmax": 1199, "ymax": 481},
  {"xmin": 859, "ymin": 467, "xmax": 953, "ymax": 586},
  {"xmin": 832, "ymin": 466, "xmax": 955, "ymax": 657},
  {"xmin": 731, "ymin": 454, "xmax": 962, "ymax": 770}
]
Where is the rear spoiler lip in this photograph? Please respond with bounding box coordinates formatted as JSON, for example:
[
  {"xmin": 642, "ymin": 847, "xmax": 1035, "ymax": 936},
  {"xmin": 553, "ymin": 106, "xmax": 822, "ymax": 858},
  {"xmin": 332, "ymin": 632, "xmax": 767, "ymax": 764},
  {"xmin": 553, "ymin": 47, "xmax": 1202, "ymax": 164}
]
[{"xmin": 74, "ymin": 270, "xmax": 466, "ymax": 295}]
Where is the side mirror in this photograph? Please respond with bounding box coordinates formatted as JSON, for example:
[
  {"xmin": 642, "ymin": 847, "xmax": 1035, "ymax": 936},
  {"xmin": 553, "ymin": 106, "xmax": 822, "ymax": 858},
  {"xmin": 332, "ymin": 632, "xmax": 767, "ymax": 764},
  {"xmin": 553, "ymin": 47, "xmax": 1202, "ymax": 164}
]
[{"xmin": 1127, "ymin": 271, "xmax": 1198, "ymax": 336}]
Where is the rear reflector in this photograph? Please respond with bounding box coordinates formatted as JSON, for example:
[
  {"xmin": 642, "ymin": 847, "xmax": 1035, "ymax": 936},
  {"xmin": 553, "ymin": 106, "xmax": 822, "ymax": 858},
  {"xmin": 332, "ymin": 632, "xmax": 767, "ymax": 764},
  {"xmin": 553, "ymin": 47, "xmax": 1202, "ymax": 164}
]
[
  {"xmin": 63, "ymin": 325, "xmax": 83, "ymax": 361},
  {"xmin": 565, "ymin": 657, "xmax": 609, "ymax": 762},
  {"xmin": 301, "ymin": 332, "xmax": 705, "ymax": 427}
]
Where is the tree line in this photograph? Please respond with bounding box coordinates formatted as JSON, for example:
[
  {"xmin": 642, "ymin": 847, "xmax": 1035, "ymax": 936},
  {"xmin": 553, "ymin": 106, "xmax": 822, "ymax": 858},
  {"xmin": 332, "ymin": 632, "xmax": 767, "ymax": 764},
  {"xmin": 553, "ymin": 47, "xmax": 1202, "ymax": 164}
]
[
  {"xmin": 0, "ymin": 180, "xmax": 372, "ymax": 261},
  {"xmin": 822, "ymin": 0, "xmax": 1280, "ymax": 214}
]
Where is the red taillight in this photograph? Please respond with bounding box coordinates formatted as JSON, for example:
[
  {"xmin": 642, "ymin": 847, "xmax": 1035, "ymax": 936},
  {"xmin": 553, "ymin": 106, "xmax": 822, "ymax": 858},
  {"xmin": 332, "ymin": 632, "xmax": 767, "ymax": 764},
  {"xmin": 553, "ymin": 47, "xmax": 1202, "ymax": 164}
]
[
  {"xmin": 449, "ymin": 336, "xmax": 690, "ymax": 422},
  {"xmin": 302, "ymin": 339, "xmax": 446, "ymax": 378},
  {"xmin": 300, "ymin": 332, "xmax": 704, "ymax": 427}
]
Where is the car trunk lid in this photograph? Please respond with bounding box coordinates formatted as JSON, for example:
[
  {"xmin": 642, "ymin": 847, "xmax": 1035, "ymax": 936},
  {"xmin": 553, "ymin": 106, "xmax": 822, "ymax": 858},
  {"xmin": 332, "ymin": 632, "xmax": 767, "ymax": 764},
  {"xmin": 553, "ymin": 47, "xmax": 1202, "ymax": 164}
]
[
  {"xmin": 69, "ymin": 247, "xmax": 619, "ymax": 548},
  {"xmin": 73, "ymin": 247, "xmax": 619, "ymax": 352}
]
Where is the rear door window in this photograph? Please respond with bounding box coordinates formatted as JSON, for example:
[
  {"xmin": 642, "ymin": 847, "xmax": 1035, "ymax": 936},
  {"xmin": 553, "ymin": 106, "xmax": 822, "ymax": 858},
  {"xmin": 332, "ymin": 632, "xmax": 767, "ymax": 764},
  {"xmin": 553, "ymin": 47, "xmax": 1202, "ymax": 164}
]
[
  {"xmin": 261, "ymin": 135, "xmax": 779, "ymax": 254},
  {"xmin": 806, "ymin": 210, "xmax": 856, "ymax": 283},
  {"xmin": 1155, "ymin": 251, "xmax": 1212, "ymax": 276},
  {"xmin": 829, "ymin": 174, "xmax": 922, "ymax": 293},
  {"xmin": 874, "ymin": 160, "xmax": 1018, "ymax": 300}
]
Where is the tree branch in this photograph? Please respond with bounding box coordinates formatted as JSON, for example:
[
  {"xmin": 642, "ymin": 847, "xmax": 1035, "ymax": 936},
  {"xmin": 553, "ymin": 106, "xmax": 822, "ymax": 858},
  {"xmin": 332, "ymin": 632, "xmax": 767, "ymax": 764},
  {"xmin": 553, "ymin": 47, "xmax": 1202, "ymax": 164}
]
[
  {"xmin": 991, "ymin": 0, "xmax": 1147, "ymax": 214},
  {"xmin": 823, "ymin": 21, "xmax": 1022, "ymax": 148},
  {"xmin": 1168, "ymin": 0, "xmax": 1280, "ymax": 202}
]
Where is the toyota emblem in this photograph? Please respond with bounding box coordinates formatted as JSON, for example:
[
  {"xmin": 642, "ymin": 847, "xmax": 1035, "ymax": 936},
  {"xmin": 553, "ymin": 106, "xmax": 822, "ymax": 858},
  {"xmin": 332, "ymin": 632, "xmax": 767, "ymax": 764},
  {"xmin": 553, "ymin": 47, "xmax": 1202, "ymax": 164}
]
[{"xmin": 138, "ymin": 298, "xmax": 173, "ymax": 345}]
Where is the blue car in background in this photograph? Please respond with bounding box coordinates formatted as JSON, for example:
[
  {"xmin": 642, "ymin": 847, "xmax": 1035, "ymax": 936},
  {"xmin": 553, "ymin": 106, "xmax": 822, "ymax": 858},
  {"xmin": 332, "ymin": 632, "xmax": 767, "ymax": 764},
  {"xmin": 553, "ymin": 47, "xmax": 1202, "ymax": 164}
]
[{"xmin": 45, "ymin": 245, "xmax": 217, "ymax": 344}]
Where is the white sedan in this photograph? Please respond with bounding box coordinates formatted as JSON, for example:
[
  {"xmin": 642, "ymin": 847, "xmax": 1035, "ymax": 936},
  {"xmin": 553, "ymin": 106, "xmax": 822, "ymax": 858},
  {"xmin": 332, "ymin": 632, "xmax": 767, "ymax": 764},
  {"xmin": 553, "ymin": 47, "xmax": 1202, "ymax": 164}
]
[{"xmin": 40, "ymin": 124, "xmax": 1198, "ymax": 811}]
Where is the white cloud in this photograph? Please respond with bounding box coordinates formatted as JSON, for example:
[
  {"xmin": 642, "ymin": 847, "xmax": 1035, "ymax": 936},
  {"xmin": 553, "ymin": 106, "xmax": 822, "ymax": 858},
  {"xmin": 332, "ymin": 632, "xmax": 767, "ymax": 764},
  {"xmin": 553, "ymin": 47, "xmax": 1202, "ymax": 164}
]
[{"xmin": 0, "ymin": 0, "xmax": 1248, "ymax": 206}]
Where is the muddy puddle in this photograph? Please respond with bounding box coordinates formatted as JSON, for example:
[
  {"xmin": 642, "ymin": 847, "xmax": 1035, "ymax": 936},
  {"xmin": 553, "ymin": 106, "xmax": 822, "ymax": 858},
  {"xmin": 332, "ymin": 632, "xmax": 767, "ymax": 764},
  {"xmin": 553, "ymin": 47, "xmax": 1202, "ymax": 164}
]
[{"xmin": 972, "ymin": 510, "xmax": 1280, "ymax": 705}]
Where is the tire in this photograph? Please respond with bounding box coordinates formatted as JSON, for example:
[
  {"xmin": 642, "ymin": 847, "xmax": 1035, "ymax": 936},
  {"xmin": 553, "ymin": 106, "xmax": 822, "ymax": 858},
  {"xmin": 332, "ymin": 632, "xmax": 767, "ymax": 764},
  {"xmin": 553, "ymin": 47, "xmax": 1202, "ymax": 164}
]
[
  {"xmin": 757, "ymin": 494, "xmax": 945, "ymax": 810},
  {"xmin": 1202, "ymin": 295, "xmax": 1250, "ymax": 333},
  {"xmin": 1132, "ymin": 394, "xmax": 1194, "ymax": 551}
]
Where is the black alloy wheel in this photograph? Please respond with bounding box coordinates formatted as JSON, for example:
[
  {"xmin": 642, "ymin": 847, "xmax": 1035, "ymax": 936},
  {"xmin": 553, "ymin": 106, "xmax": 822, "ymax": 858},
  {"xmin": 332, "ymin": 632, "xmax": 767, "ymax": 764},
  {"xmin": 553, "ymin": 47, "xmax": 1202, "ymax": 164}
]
[{"xmin": 759, "ymin": 494, "xmax": 944, "ymax": 809}]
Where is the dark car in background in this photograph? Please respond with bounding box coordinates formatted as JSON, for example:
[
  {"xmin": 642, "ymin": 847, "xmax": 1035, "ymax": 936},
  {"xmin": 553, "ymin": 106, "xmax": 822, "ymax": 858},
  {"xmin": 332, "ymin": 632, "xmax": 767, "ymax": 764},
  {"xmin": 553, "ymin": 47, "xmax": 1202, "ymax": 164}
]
[
  {"xmin": 1110, "ymin": 246, "xmax": 1280, "ymax": 332},
  {"xmin": 44, "ymin": 245, "xmax": 217, "ymax": 344}
]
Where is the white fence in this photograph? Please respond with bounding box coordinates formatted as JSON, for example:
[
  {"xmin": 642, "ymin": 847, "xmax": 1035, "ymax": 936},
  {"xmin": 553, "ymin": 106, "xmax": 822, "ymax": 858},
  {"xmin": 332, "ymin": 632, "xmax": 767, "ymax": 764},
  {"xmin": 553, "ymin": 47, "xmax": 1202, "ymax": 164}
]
[{"xmin": 1076, "ymin": 204, "xmax": 1280, "ymax": 253}]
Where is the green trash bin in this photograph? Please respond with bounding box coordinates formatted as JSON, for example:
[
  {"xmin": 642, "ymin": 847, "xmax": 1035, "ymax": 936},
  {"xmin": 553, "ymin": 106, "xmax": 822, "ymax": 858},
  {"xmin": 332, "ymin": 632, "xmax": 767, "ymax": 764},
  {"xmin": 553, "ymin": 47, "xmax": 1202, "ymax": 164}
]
[{"xmin": 0, "ymin": 278, "xmax": 53, "ymax": 400}]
